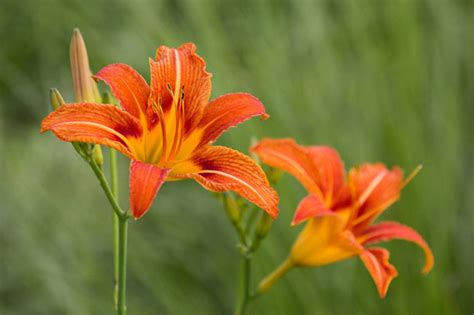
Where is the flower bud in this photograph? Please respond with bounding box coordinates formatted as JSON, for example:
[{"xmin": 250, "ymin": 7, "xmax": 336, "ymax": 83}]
[
  {"xmin": 267, "ymin": 167, "xmax": 283, "ymax": 185},
  {"xmin": 249, "ymin": 136, "xmax": 261, "ymax": 164},
  {"xmin": 92, "ymin": 144, "xmax": 104, "ymax": 167},
  {"xmin": 255, "ymin": 212, "xmax": 273, "ymax": 240},
  {"xmin": 223, "ymin": 192, "xmax": 241, "ymax": 224},
  {"xmin": 49, "ymin": 88, "xmax": 65, "ymax": 110},
  {"xmin": 70, "ymin": 28, "xmax": 100, "ymax": 102}
]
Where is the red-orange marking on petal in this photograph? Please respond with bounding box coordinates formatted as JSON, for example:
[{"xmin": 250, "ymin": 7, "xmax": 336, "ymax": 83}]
[
  {"xmin": 349, "ymin": 163, "xmax": 403, "ymax": 228},
  {"xmin": 306, "ymin": 146, "xmax": 346, "ymax": 205},
  {"xmin": 129, "ymin": 160, "xmax": 170, "ymax": 219},
  {"xmin": 359, "ymin": 247, "xmax": 398, "ymax": 298},
  {"xmin": 181, "ymin": 146, "xmax": 279, "ymax": 218},
  {"xmin": 198, "ymin": 93, "xmax": 268, "ymax": 146},
  {"xmin": 292, "ymin": 194, "xmax": 330, "ymax": 226},
  {"xmin": 95, "ymin": 63, "xmax": 150, "ymax": 119},
  {"xmin": 40, "ymin": 103, "xmax": 142, "ymax": 159},
  {"xmin": 151, "ymin": 43, "xmax": 211, "ymax": 133},
  {"xmin": 358, "ymin": 221, "xmax": 434, "ymax": 273},
  {"xmin": 250, "ymin": 138, "xmax": 323, "ymax": 199}
]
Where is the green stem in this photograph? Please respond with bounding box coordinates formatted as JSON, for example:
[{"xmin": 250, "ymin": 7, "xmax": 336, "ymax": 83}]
[
  {"xmin": 255, "ymin": 258, "xmax": 294, "ymax": 296},
  {"xmin": 87, "ymin": 156, "xmax": 128, "ymax": 314},
  {"xmin": 117, "ymin": 215, "xmax": 129, "ymax": 315},
  {"xmin": 110, "ymin": 149, "xmax": 120, "ymax": 307},
  {"xmin": 235, "ymin": 254, "xmax": 251, "ymax": 315},
  {"xmin": 110, "ymin": 149, "xmax": 119, "ymax": 199},
  {"xmin": 88, "ymin": 158, "xmax": 126, "ymax": 220}
]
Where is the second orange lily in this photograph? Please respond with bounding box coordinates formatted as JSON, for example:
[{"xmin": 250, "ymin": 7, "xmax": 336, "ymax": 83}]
[
  {"xmin": 251, "ymin": 138, "xmax": 433, "ymax": 298},
  {"xmin": 41, "ymin": 43, "xmax": 279, "ymax": 219}
]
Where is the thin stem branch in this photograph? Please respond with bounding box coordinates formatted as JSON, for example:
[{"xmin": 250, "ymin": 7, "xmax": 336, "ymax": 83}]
[
  {"xmin": 234, "ymin": 254, "xmax": 251, "ymax": 315},
  {"xmin": 110, "ymin": 149, "xmax": 119, "ymax": 198},
  {"xmin": 87, "ymin": 154, "xmax": 129, "ymax": 314},
  {"xmin": 109, "ymin": 149, "xmax": 120, "ymax": 306},
  {"xmin": 254, "ymin": 258, "xmax": 294, "ymax": 296},
  {"xmin": 117, "ymin": 215, "xmax": 129, "ymax": 315},
  {"xmin": 244, "ymin": 206, "xmax": 260, "ymax": 235},
  {"xmin": 88, "ymin": 158, "xmax": 127, "ymax": 220}
]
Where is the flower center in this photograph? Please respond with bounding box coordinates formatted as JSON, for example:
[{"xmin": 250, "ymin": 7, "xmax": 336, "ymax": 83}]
[{"xmin": 148, "ymin": 84, "xmax": 186, "ymax": 167}]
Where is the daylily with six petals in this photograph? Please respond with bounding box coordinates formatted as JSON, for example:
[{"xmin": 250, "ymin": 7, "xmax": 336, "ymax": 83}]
[
  {"xmin": 41, "ymin": 43, "xmax": 279, "ymax": 219},
  {"xmin": 251, "ymin": 138, "xmax": 433, "ymax": 298}
]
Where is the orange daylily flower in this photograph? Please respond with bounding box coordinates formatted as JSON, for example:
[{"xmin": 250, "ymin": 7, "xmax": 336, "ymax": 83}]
[
  {"xmin": 41, "ymin": 43, "xmax": 279, "ymax": 219},
  {"xmin": 251, "ymin": 138, "xmax": 433, "ymax": 298}
]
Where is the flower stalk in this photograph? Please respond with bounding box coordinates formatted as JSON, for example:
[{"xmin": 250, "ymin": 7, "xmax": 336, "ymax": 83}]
[
  {"xmin": 88, "ymin": 158, "xmax": 127, "ymax": 219},
  {"xmin": 255, "ymin": 258, "xmax": 294, "ymax": 295},
  {"xmin": 226, "ymin": 157, "xmax": 284, "ymax": 315},
  {"xmin": 102, "ymin": 90, "xmax": 121, "ymax": 306},
  {"xmin": 88, "ymin": 156, "xmax": 129, "ymax": 314},
  {"xmin": 222, "ymin": 163, "xmax": 281, "ymax": 314},
  {"xmin": 111, "ymin": 147, "xmax": 120, "ymax": 307},
  {"xmin": 235, "ymin": 254, "xmax": 251, "ymax": 315},
  {"xmin": 231, "ymin": 206, "xmax": 275, "ymax": 315},
  {"xmin": 117, "ymin": 215, "xmax": 129, "ymax": 315}
]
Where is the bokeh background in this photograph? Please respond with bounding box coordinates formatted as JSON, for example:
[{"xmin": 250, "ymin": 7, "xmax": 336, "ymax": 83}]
[{"xmin": 1, "ymin": 0, "xmax": 473, "ymax": 314}]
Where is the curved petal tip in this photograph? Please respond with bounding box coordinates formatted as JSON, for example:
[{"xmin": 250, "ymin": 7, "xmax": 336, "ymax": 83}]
[{"xmin": 129, "ymin": 160, "xmax": 170, "ymax": 219}]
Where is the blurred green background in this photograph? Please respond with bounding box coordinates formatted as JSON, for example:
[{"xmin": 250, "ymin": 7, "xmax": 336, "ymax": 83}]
[{"xmin": 1, "ymin": 0, "xmax": 473, "ymax": 314}]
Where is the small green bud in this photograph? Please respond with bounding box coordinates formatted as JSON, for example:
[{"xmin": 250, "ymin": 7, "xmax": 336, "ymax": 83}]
[
  {"xmin": 72, "ymin": 142, "xmax": 92, "ymax": 160},
  {"xmin": 223, "ymin": 192, "xmax": 241, "ymax": 223},
  {"xmin": 249, "ymin": 136, "xmax": 261, "ymax": 164},
  {"xmin": 49, "ymin": 88, "xmax": 65, "ymax": 110},
  {"xmin": 267, "ymin": 167, "xmax": 283, "ymax": 185},
  {"xmin": 255, "ymin": 212, "xmax": 273, "ymax": 240},
  {"xmin": 92, "ymin": 145, "xmax": 104, "ymax": 166}
]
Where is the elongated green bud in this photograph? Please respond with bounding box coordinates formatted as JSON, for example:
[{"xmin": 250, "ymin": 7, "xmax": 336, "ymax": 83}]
[
  {"xmin": 267, "ymin": 167, "xmax": 283, "ymax": 185},
  {"xmin": 223, "ymin": 192, "xmax": 241, "ymax": 224},
  {"xmin": 255, "ymin": 212, "xmax": 273, "ymax": 240},
  {"xmin": 249, "ymin": 136, "xmax": 261, "ymax": 164},
  {"xmin": 49, "ymin": 88, "xmax": 65, "ymax": 110},
  {"xmin": 92, "ymin": 145, "xmax": 104, "ymax": 166},
  {"xmin": 70, "ymin": 28, "xmax": 100, "ymax": 102}
]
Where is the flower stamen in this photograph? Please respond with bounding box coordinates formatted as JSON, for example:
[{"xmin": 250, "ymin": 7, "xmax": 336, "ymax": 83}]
[
  {"xmin": 347, "ymin": 170, "xmax": 386, "ymax": 228},
  {"xmin": 168, "ymin": 86, "xmax": 186, "ymax": 161},
  {"xmin": 401, "ymin": 165, "xmax": 422, "ymax": 189},
  {"xmin": 153, "ymin": 100, "xmax": 168, "ymax": 165}
]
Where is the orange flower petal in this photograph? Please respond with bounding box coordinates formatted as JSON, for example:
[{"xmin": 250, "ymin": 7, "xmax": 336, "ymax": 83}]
[
  {"xmin": 306, "ymin": 146, "xmax": 346, "ymax": 204},
  {"xmin": 250, "ymin": 138, "xmax": 322, "ymax": 198},
  {"xmin": 129, "ymin": 160, "xmax": 170, "ymax": 219},
  {"xmin": 349, "ymin": 163, "xmax": 403, "ymax": 228},
  {"xmin": 291, "ymin": 216, "xmax": 361, "ymax": 266},
  {"xmin": 95, "ymin": 63, "xmax": 150, "ymax": 119},
  {"xmin": 150, "ymin": 43, "xmax": 211, "ymax": 133},
  {"xmin": 198, "ymin": 93, "xmax": 268, "ymax": 146},
  {"xmin": 178, "ymin": 146, "xmax": 279, "ymax": 218},
  {"xmin": 40, "ymin": 103, "xmax": 143, "ymax": 159},
  {"xmin": 292, "ymin": 194, "xmax": 330, "ymax": 226},
  {"xmin": 359, "ymin": 247, "xmax": 398, "ymax": 298},
  {"xmin": 358, "ymin": 221, "xmax": 434, "ymax": 273}
]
